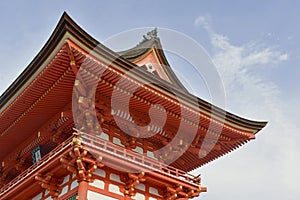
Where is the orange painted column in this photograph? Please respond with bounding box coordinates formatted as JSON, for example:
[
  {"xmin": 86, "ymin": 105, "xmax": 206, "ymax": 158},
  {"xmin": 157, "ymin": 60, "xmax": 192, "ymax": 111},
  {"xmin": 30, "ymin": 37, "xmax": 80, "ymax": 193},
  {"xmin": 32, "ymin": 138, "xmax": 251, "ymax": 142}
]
[{"xmin": 78, "ymin": 180, "xmax": 88, "ymax": 200}]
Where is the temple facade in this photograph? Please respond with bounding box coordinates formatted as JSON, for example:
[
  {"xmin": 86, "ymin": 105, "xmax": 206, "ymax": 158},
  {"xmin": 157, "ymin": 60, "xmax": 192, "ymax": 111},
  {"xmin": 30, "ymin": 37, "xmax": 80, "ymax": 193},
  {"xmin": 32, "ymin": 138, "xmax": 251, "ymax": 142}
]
[{"xmin": 0, "ymin": 13, "xmax": 266, "ymax": 200}]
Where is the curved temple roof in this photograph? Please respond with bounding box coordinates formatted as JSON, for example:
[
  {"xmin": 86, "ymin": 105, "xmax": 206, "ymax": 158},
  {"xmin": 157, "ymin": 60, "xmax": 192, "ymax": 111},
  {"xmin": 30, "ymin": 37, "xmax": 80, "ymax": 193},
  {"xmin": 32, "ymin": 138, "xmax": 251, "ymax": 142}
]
[{"xmin": 0, "ymin": 12, "xmax": 267, "ymax": 171}]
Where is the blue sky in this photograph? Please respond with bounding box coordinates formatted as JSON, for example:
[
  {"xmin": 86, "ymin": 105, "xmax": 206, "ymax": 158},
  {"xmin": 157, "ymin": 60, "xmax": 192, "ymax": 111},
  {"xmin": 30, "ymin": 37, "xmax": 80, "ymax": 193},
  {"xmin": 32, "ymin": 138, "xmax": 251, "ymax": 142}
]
[{"xmin": 0, "ymin": 1, "xmax": 299, "ymax": 199}]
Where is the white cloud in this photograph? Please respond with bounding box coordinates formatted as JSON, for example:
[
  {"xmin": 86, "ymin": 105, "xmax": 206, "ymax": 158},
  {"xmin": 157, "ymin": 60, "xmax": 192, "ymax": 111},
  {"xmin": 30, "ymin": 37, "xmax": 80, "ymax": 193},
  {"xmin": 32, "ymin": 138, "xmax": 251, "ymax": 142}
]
[
  {"xmin": 194, "ymin": 16, "xmax": 210, "ymax": 30},
  {"xmin": 194, "ymin": 15, "xmax": 213, "ymax": 34},
  {"xmin": 194, "ymin": 15, "xmax": 299, "ymax": 200},
  {"xmin": 212, "ymin": 34, "xmax": 289, "ymax": 67},
  {"xmin": 279, "ymin": 53, "xmax": 289, "ymax": 61}
]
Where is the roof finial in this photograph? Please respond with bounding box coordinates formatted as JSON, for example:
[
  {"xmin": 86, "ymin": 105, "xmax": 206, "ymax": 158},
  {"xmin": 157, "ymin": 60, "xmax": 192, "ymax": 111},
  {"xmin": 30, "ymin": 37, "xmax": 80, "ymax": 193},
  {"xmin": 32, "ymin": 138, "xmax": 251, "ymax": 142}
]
[{"xmin": 141, "ymin": 28, "xmax": 158, "ymax": 43}]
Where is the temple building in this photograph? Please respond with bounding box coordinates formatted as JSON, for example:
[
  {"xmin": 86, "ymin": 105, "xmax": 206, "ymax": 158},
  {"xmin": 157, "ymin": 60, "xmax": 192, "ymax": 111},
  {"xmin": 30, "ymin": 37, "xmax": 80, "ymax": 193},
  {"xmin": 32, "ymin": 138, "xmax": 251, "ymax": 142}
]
[{"xmin": 0, "ymin": 13, "xmax": 266, "ymax": 200}]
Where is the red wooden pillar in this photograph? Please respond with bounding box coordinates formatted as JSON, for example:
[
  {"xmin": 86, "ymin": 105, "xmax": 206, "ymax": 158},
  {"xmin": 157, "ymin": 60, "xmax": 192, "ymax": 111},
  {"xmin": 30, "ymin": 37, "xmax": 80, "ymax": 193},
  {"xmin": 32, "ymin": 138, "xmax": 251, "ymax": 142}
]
[{"xmin": 78, "ymin": 180, "xmax": 88, "ymax": 200}]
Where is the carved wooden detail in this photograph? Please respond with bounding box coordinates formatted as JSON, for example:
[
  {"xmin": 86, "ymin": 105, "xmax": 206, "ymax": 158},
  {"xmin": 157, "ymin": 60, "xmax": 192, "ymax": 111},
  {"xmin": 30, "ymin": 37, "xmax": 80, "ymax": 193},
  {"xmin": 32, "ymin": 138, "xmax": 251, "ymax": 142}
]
[
  {"xmin": 60, "ymin": 137, "xmax": 103, "ymax": 182},
  {"xmin": 120, "ymin": 172, "xmax": 146, "ymax": 198},
  {"xmin": 35, "ymin": 172, "xmax": 62, "ymax": 198}
]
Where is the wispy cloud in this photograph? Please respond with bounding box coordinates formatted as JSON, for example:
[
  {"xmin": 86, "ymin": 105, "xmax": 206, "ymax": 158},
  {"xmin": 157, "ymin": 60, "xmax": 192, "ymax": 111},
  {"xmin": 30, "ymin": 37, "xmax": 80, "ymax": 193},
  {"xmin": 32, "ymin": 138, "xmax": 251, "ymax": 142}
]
[
  {"xmin": 194, "ymin": 15, "xmax": 211, "ymax": 31},
  {"xmin": 194, "ymin": 15, "xmax": 290, "ymax": 120},
  {"xmin": 194, "ymin": 15, "xmax": 299, "ymax": 200}
]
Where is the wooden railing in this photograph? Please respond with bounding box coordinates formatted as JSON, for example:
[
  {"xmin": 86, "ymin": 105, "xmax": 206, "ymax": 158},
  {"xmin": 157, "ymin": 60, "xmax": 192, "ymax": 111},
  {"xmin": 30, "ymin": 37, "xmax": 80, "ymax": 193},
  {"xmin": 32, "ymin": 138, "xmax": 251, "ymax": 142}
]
[
  {"xmin": 0, "ymin": 136, "xmax": 74, "ymax": 196},
  {"xmin": 77, "ymin": 131, "xmax": 200, "ymax": 186},
  {"xmin": 0, "ymin": 131, "xmax": 200, "ymax": 197}
]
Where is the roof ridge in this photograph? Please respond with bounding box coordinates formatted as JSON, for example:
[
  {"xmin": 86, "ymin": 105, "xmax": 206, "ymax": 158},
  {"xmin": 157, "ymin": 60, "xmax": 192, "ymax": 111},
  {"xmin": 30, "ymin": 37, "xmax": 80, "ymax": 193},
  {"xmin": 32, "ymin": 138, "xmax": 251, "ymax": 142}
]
[{"xmin": 138, "ymin": 27, "xmax": 158, "ymax": 45}]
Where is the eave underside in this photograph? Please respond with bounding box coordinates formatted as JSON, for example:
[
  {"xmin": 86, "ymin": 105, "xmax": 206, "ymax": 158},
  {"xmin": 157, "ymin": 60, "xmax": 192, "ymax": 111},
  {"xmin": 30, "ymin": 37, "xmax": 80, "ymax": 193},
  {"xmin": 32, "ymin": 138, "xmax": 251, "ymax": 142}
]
[{"xmin": 0, "ymin": 40, "xmax": 265, "ymax": 174}]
